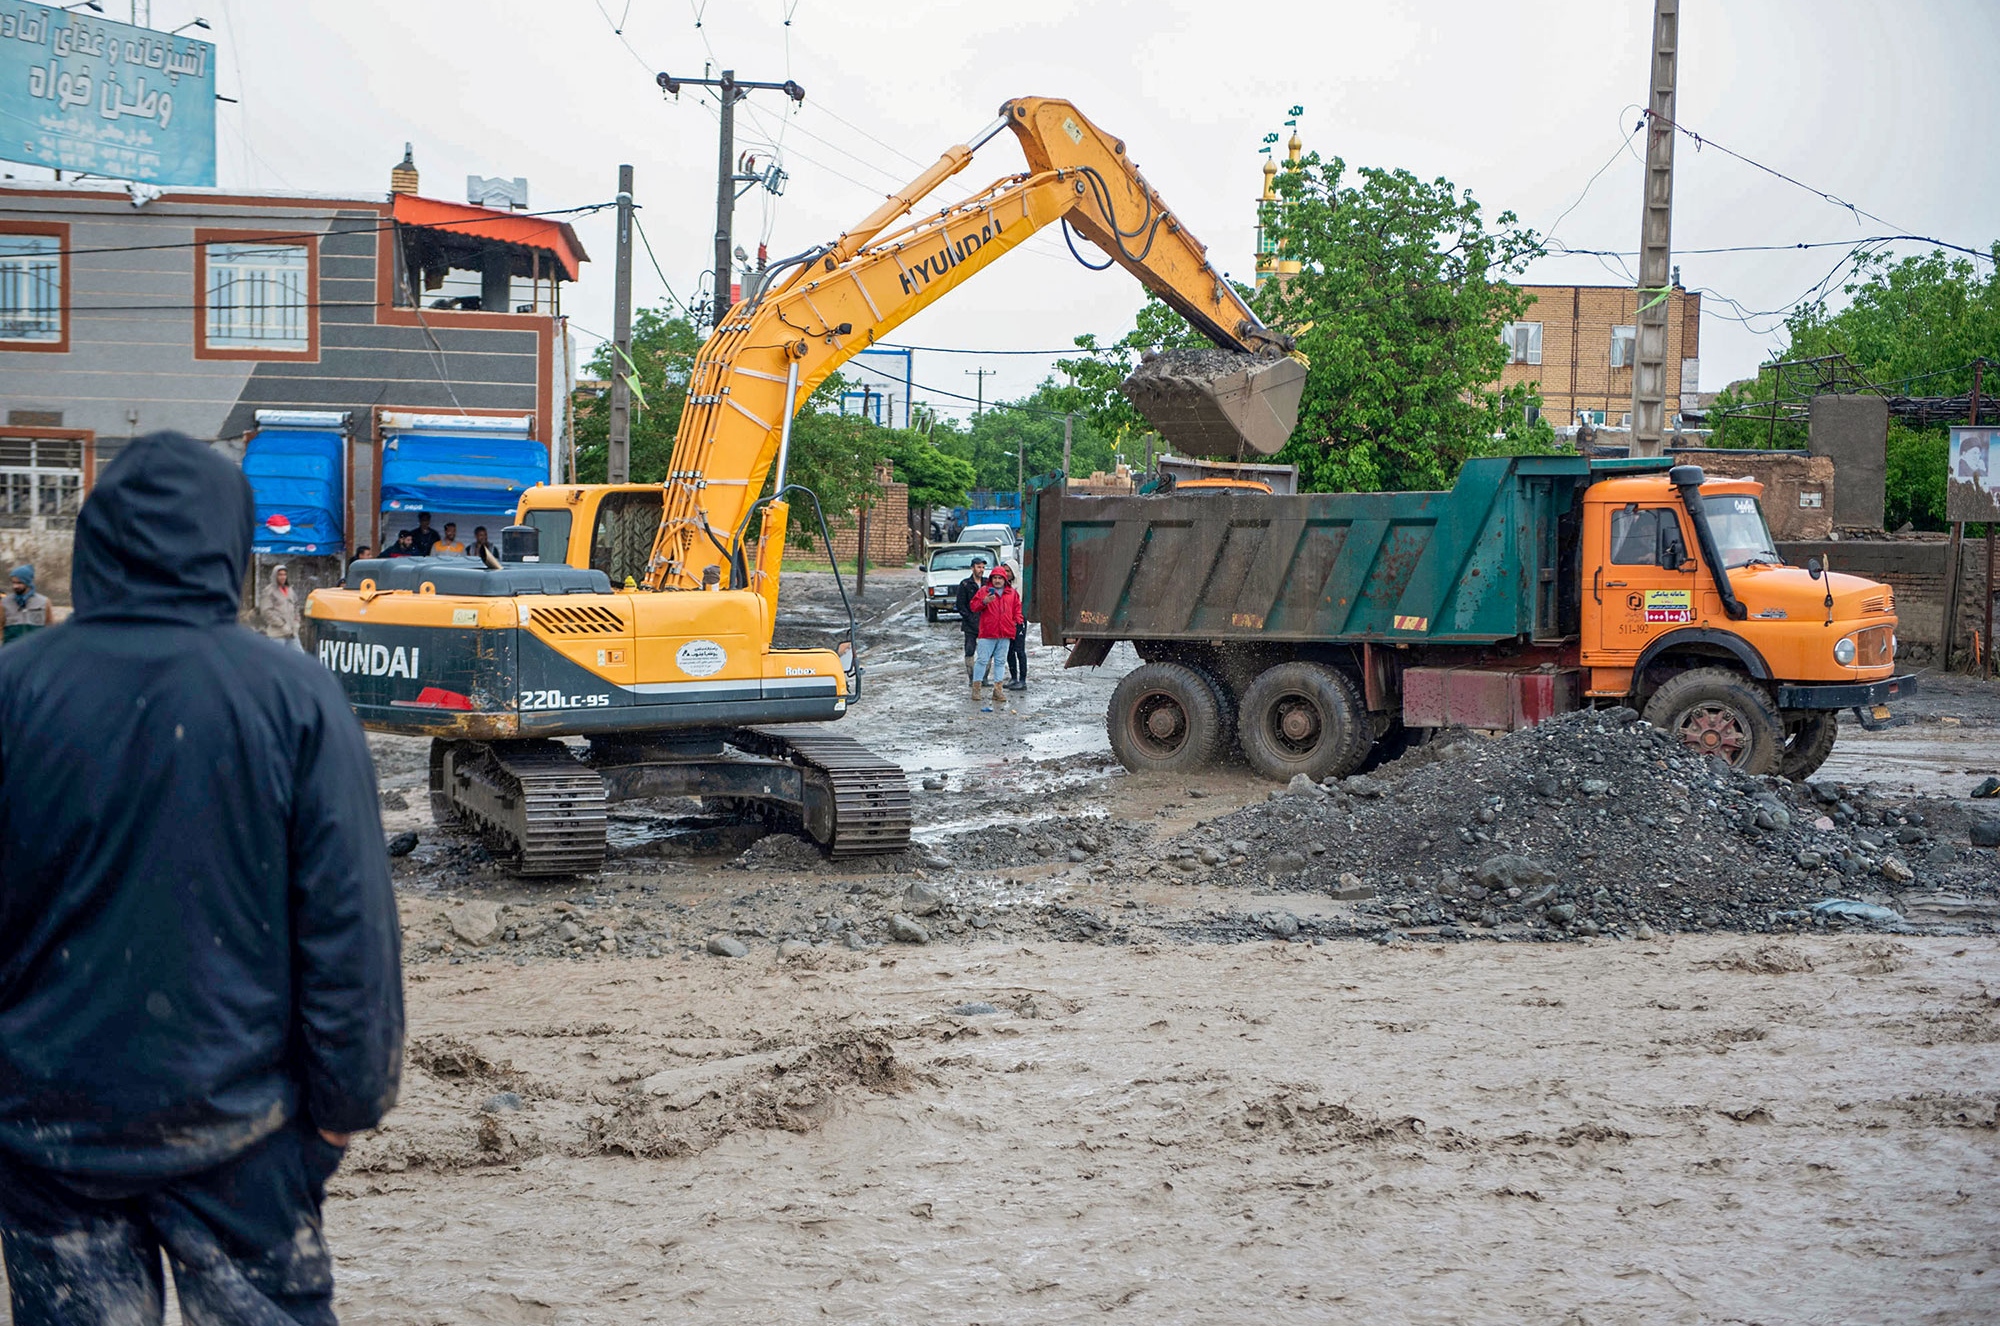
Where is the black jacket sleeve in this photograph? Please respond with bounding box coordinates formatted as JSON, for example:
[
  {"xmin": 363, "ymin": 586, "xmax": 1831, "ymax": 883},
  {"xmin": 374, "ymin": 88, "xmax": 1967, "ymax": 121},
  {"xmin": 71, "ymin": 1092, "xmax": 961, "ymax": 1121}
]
[
  {"xmin": 953, "ymin": 577, "xmax": 975, "ymax": 618},
  {"xmin": 288, "ymin": 680, "xmax": 404, "ymax": 1134}
]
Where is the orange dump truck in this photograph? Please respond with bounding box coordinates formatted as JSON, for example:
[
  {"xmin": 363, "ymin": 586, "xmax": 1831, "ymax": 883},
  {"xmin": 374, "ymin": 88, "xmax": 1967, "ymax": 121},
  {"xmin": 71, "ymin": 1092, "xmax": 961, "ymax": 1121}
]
[{"xmin": 1029, "ymin": 455, "xmax": 1912, "ymax": 780}]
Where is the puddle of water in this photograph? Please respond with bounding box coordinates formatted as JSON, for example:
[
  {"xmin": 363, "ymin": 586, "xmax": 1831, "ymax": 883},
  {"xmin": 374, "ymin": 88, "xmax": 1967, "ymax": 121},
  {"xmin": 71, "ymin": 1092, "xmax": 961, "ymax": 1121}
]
[{"xmin": 1822, "ymin": 726, "xmax": 2000, "ymax": 797}]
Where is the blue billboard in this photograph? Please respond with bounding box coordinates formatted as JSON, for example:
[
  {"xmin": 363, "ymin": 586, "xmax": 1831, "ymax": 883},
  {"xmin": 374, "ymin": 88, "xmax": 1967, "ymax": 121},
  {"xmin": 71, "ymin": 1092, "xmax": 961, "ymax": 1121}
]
[{"xmin": 0, "ymin": 10, "xmax": 215, "ymax": 186}]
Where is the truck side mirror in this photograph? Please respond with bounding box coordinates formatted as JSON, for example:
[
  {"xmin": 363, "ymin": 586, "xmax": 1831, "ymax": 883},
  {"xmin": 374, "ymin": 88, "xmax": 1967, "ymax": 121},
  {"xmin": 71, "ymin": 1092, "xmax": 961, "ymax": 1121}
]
[{"xmin": 1806, "ymin": 556, "xmax": 1823, "ymax": 580}]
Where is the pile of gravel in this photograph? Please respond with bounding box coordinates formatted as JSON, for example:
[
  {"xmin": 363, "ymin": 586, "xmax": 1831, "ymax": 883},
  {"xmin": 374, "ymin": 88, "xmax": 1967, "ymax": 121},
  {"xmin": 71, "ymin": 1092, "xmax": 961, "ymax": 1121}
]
[{"xmin": 1152, "ymin": 709, "xmax": 1995, "ymax": 938}]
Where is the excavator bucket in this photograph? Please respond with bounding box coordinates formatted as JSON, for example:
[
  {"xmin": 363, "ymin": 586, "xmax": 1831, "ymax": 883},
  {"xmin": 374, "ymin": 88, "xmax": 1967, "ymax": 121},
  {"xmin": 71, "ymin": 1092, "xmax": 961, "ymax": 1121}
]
[{"xmin": 1120, "ymin": 350, "xmax": 1308, "ymax": 458}]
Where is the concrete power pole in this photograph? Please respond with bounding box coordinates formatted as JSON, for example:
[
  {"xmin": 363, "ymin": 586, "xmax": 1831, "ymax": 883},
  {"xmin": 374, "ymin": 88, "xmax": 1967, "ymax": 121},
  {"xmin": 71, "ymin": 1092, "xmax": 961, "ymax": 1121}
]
[
  {"xmin": 657, "ymin": 70, "xmax": 805, "ymax": 328},
  {"xmin": 1630, "ymin": 0, "xmax": 1680, "ymax": 459},
  {"xmin": 607, "ymin": 164, "xmax": 634, "ymax": 484}
]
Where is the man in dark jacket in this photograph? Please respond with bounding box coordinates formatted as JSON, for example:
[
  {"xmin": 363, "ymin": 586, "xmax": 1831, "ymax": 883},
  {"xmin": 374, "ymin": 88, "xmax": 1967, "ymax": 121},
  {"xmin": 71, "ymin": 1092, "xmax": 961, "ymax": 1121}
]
[
  {"xmin": 0, "ymin": 432, "xmax": 404, "ymax": 1325},
  {"xmin": 951, "ymin": 554, "xmax": 987, "ymax": 682}
]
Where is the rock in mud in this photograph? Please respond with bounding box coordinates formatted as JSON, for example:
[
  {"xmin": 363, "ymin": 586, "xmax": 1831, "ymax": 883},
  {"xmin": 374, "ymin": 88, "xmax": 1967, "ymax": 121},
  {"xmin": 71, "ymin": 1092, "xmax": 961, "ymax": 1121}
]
[
  {"xmin": 888, "ymin": 914, "xmax": 931, "ymax": 945},
  {"xmin": 706, "ymin": 935, "xmax": 750, "ymax": 958},
  {"xmin": 1969, "ymin": 819, "xmax": 2000, "ymax": 848},
  {"xmin": 1330, "ymin": 873, "xmax": 1376, "ymax": 901},
  {"xmin": 778, "ymin": 939, "xmax": 812, "ymax": 960},
  {"xmin": 479, "ymin": 1091, "xmax": 523, "ymax": 1113},
  {"xmin": 950, "ymin": 1002, "xmax": 1000, "ymax": 1016},
  {"xmin": 1287, "ymin": 774, "xmax": 1323, "ymax": 798},
  {"xmin": 449, "ymin": 901, "xmax": 500, "ymax": 946},
  {"xmin": 844, "ymin": 931, "xmax": 871, "ymax": 951},
  {"xmin": 1268, "ymin": 850, "xmax": 1306, "ymax": 875},
  {"xmin": 386, "ymin": 831, "xmax": 420, "ymax": 857},
  {"xmin": 1879, "ymin": 857, "xmax": 1915, "ymax": 884},
  {"xmin": 1261, "ymin": 911, "xmax": 1301, "ymax": 938},
  {"xmin": 1343, "ymin": 775, "xmax": 1388, "ymax": 798},
  {"xmin": 903, "ymin": 880, "xmax": 943, "ymax": 917},
  {"xmin": 380, "ymin": 789, "xmax": 410, "ymax": 811},
  {"xmin": 557, "ymin": 920, "xmax": 583, "ymax": 944},
  {"xmin": 1476, "ymin": 855, "xmax": 1556, "ymax": 893}
]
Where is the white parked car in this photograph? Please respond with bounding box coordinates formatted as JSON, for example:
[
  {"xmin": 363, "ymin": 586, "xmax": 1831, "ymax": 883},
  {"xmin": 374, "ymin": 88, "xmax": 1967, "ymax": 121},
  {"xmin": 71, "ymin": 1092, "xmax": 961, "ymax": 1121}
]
[
  {"xmin": 923, "ymin": 542, "xmax": 1019, "ymax": 623},
  {"xmin": 958, "ymin": 522, "xmax": 1017, "ymax": 550}
]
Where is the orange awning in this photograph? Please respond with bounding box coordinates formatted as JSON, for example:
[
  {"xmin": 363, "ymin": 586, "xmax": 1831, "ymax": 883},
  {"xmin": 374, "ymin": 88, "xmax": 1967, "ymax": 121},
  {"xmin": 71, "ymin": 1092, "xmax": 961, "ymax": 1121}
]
[{"xmin": 390, "ymin": 194, "xmax": 588, "ymax": 281}]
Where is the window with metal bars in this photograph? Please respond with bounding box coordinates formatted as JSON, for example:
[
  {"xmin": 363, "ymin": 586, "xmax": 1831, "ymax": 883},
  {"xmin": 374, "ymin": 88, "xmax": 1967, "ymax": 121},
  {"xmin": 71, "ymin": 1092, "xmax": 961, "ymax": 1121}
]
[
  {"xmin": 0, "ymin": 437, "xmax": 84, "ymax": 530},
  {"xmin": 0, "ymin": 234, "xmax": 61, "ymax": 342},
  {"xmin": 206, "ymin": 243, "xmax": 309, "ymax": 348}
]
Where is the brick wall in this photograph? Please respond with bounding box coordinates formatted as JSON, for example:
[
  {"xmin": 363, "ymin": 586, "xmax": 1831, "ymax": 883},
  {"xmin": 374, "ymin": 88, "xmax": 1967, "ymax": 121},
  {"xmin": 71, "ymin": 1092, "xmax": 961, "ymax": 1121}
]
[
  {"xmin": 1777, "ymin": 535, "xmax": 1990, "ymax": 665},
  {"xmin": 790, "ymin": 481, "xmax": 913, "ymax": 563},
  {"xmin": 1499, "ymin": 285, "xmax": 1701, "ymax": 423}
]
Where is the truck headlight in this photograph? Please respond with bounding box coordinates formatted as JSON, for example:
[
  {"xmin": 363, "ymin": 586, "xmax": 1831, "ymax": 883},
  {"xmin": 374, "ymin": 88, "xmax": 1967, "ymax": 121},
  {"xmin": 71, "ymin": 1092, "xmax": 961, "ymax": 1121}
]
[{"xmin": 1833, "ymin": 636, "xmax": 1856, "ymax": 665}]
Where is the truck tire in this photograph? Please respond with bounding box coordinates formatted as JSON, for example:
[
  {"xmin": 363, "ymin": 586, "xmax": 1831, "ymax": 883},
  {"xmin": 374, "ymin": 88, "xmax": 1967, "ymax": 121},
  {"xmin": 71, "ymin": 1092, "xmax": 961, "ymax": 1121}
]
[
  {"xmin": 1779, "ymin": 711, "xmax": 1838, "ymax": 781},
  {"xmin": 1107, "ymin": 662, "xmax": 1229, "ymax": 773},
  {"xmin": 1188, "ymin": 665, "xmax": 1239, "ymax": 758},
  {"xmin": 925, "ymin": 603, "xmax": 939, "ymax": 623},
  {"xmin": 1642, "ymin": 668, "xmax": 1784, "ymax": 775},
  {"xmin": 1237, "ymin": 662, "xmax": 1371, "ymax": 783}
]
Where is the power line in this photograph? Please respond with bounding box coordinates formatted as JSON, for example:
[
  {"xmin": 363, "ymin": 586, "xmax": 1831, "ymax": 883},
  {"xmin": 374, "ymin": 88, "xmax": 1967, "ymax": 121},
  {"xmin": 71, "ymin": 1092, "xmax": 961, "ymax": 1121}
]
[
  {"xmin": 630, "ymin": 212, "xmax": 696, "ymax": 319},
  {"xmin": 1644, "ymin": 107, "xmax": 1993, "ymax": 264}
]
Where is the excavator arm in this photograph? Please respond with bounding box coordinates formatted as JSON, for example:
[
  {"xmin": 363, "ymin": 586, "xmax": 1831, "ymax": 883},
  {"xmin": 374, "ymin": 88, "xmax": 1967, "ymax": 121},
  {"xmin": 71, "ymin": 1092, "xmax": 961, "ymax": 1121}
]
[{"xmin": 645, "ymin": 96, "xmax": 1301, "ymax": 594}]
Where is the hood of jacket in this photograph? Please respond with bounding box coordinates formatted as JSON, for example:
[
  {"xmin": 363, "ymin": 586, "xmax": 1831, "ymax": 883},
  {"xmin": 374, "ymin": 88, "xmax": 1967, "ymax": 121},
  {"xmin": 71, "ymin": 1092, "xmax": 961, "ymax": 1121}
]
[{"xmin": 72, "ymin": 431, "xmax": 252, "ymax": 626}]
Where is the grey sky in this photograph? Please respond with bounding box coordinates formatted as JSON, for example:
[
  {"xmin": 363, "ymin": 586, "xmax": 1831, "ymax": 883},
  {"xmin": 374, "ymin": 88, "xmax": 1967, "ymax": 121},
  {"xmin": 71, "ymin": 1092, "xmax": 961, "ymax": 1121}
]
[{"xmin": 172, "ymin": 0, "xmax": 2000, "ymax": 421}]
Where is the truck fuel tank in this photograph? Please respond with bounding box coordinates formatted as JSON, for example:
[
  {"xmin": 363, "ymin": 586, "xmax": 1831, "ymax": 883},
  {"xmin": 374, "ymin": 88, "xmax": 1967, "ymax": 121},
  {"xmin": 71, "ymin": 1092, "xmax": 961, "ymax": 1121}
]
[{"xmin": 1119, "ymin": 349, "xmax": 1307, "ymax": 458}]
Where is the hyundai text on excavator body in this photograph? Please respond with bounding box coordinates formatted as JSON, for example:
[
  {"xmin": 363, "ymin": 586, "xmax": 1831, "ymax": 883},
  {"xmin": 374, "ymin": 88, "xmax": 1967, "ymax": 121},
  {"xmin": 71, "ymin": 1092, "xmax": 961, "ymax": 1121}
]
[{"xmin": 306, "ymin": 97, "xmax": 1306, "ymax": 873}]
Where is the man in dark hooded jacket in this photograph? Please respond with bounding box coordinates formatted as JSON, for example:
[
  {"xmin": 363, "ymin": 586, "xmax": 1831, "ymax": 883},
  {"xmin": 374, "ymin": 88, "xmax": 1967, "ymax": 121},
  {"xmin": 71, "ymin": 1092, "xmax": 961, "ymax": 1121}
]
[{"xmin": 0, "ymin": 432, "xmax": 403, "ymax": 1325}]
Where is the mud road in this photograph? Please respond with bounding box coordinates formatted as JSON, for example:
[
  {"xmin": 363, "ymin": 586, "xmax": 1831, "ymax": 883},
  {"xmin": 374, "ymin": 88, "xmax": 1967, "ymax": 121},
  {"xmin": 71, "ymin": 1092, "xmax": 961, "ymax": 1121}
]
[{"xmin": 7, "ymin": 570, "xmax": 1996, "ymax": 1323}]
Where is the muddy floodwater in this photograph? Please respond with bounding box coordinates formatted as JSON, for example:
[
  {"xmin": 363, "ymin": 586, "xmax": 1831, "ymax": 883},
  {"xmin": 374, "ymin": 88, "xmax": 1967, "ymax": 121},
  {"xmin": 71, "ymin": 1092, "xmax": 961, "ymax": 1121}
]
[{"xmin": 6, "ymin": 571, "xmax": 1997, "ymax": 1323}]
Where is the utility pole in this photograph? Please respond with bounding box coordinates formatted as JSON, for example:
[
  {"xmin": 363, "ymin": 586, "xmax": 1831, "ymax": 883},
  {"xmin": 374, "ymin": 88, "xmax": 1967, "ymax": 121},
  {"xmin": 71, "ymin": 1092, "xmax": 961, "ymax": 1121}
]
[
  {"xmin": 1977, "ymin": 360, "xmax": 1989, "ymax": 677},
  {"xmin": 607, "ymin": 164, "xmax": 635, "ymax": 483},
  {"xmin": 1630, "ymin": 0, "xmax": 1679, "ymax": 459},
  {"xmin": 966, "ymin": 367, "xmax": 995, "ymax": 417},
  {"xmin": 1062, "ymin": 411, "xmax": 1074, "ymax": 478},
  {"xmin": 657, "ymin": 70, "xmax": 804, "ymax": 328}
]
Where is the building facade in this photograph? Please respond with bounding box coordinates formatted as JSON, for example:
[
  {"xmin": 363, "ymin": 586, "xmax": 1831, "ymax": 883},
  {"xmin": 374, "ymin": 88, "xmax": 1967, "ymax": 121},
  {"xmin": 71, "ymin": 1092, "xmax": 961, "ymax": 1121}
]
[
  {"xmin": 0, "ymin": 153, "xmax": 584, "ymax": 596},
  {"xmin": 1498, "ymin": 283, "xmax": 1701, "ymax": 431}
]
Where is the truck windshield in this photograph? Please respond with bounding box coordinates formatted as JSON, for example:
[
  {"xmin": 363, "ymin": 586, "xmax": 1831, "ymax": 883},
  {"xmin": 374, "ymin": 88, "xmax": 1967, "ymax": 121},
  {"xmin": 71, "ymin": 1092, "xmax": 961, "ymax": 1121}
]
[{"xmin": 1703, "ymin": 495, "xmax": 1781, "ymax": 568}]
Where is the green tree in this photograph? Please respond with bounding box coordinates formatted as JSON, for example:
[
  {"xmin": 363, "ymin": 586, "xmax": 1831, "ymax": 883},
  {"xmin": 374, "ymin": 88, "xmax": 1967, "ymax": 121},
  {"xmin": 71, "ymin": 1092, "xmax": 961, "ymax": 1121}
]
[
  {"xmin": 776, "ymin": 374, "xmax": 891, "ymax": 547},
  {"xmin": 1253, "ymin": 153, "xmax": 1549, "ymax": 492},
  {"xmin": 570, "ymin": 308, "xmax": 701, "ymax": 483},
  {"xmin": 886, "ymin": 433, "xmax": 976, "ymax": 511},
  {"xmin": 1049, "ymin": 297, "xmax": 1210, "ymax": 455},
  {"xmin": 1710, "ymin": 246, "xmax": 2000, "ymax": 528}
]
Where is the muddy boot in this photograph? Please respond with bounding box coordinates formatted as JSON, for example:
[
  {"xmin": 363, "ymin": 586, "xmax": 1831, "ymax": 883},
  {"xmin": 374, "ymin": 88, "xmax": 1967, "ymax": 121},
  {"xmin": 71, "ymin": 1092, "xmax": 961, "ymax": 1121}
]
[{"xmin": 992, "ymin": 681, "xmax": 1005, "ymax": 707}]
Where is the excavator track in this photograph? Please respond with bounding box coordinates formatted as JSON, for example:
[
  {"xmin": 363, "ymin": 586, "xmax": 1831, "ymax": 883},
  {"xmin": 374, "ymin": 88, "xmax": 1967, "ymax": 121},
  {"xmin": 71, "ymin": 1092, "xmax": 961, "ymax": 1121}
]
[
  {"xmin": 736, "ymin": 727, "xmax": 912, "ymax": 857},
  {"xmin": 433, "ymin": 739, "xmax": 608, "ymax": 876}
]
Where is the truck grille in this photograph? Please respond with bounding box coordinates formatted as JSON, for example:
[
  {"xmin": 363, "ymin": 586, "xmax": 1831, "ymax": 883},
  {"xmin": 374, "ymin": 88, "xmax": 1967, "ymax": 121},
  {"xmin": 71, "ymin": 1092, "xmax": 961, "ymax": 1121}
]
[
  {"xmin": 1861, "ymin": 591, "xmax": 1894, "ymax": 615},
  {"xmin": 530, "ymin": 604, "xmax": 628, "ymax": 635},
  {"xmin": 1852, "ymin": 624, "xmax": 1894, "ymax": 666}
]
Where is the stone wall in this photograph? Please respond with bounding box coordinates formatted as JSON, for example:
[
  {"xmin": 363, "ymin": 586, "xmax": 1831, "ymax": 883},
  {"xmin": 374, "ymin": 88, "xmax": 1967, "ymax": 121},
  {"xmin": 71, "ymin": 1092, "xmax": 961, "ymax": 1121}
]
[{"xmin": 1676, "ymin": 451, "xmax": 1833, "ymax": 541}]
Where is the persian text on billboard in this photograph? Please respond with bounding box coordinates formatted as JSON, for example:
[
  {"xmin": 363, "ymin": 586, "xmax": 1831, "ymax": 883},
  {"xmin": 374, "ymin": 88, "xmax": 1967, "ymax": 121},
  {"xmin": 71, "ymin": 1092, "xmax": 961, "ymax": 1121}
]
[
  {"xmin": 0, "ymin": 10, "xmax": 215, "ymax": 186},
  {"xmin": 1947, "ymin": 426, "xmax": 2000, "ymax": 524}
]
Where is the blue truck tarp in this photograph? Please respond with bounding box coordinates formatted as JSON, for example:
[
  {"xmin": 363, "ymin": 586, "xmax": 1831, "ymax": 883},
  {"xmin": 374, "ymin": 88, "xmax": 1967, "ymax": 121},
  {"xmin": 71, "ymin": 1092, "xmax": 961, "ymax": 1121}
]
[
  {"xmin": 243, "ymin": 423, "xmax": 346, "ymax": 555},
  {"xmin": 380, "ymin": 424, "xmax": 546, "ymax": 517}
]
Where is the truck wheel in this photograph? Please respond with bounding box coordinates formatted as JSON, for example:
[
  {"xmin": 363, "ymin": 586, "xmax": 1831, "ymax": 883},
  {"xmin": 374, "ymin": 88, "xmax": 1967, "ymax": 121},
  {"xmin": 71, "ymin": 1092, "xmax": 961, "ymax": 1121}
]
[
  {"xmin": 1107, "ymin": 662, "xmax": 1228, "ymax": 773},
  {"xmin": 1237, "ymin": 662, "xmax": 1370, "ymax": 782},
  {"xmin": 1642, "ymin": 668, "xmax": 1784, "ymax": 774},
  {"xmin": 1779, "ymin": 711, "xmax": 1838, "ymax": 781},
  {"xmin": 1188, "ymin": 666, "xmax": 1239, "ymax": 758},
  {"xmin": 925, "ymin": 603, "xmax": 939, "ymax": 623}
]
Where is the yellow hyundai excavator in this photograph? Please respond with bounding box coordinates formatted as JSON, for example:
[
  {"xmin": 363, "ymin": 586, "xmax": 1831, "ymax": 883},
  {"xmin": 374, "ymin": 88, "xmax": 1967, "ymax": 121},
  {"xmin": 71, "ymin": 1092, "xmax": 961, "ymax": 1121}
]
[{"xmin": 306, "ymin": 97, "xmax": 1305, "ymax": 873}]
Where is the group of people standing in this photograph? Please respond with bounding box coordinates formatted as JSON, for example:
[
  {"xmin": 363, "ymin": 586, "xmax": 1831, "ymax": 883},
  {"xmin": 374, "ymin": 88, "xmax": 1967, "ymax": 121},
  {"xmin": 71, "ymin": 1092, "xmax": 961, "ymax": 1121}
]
[
  {"xmin": 355, "ymin": 512, "xmax": 493, "ymax": 562},
  {"xmin": 952, "ymin": 554, "xmax": 1027, "ymax": 712}
]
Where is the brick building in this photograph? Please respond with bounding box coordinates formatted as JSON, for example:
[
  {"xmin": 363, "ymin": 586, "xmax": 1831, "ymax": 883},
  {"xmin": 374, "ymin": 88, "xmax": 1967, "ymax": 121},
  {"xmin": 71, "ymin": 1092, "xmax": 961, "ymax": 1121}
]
[{"xmin": 1498, "ymin": 283, "xmax": 1702, "ymax": 430}]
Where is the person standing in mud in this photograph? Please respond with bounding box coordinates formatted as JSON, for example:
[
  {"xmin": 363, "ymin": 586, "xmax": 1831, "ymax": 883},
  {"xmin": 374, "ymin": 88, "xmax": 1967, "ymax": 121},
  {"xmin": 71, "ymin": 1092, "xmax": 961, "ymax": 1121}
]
[
  {"xmin": 0, "ymin": 432, "xmax": 404, "ymax": 1325},
  {"xmin": 970, "ymin": 563, "xmax": 1023, "ymax": 711},
  {"xmin": 952, "ymin": 554, "xmax": 988, "ymax": 682},
  {"xmin": 258, "ymin": 564, "xmax": 303, "ymax": 649},
  {"xmin": 3, "ymin": 565, "xmax": 52, "ymax": 643}
]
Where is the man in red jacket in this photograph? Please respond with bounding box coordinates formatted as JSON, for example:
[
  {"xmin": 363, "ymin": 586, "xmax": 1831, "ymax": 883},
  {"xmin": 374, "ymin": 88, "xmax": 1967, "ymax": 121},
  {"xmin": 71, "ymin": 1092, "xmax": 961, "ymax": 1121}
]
[{"xmin": 969, "ymin": 564, "xmax": 1023, "ymax": 711}]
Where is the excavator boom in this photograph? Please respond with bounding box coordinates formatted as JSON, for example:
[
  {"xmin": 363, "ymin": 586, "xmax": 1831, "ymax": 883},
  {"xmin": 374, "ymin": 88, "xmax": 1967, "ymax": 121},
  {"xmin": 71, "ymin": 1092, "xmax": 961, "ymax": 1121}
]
[{"xmin": 648, "ymin": 97, "xmax": 1304, "ymax": 593}]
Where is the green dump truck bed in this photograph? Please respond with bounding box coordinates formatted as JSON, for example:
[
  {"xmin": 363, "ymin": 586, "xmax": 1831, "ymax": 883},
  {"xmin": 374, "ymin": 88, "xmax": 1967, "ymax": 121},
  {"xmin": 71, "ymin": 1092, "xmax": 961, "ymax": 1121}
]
[{"xmin": 1027, "ymin": 455, "xmax": 1663, "ymax": 647}]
